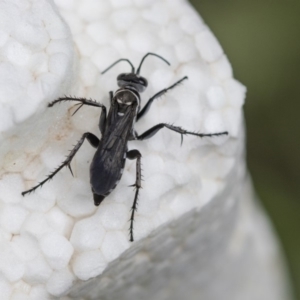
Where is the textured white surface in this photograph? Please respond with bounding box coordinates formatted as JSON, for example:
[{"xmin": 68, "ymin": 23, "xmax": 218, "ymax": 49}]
[{"xmin": 0, "ymin": 0, "xmax": 291, "ymax": 299}]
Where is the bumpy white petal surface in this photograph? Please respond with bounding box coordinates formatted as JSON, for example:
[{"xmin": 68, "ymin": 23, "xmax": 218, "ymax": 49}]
[{"xmin": 0, "ymin": 0, "xmax": 291, "ymax": 299}]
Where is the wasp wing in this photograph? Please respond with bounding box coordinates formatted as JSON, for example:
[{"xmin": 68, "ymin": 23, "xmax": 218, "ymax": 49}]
[{"xmin": 90, "ymin": 106, "xmax": 136, "ymax": 196}]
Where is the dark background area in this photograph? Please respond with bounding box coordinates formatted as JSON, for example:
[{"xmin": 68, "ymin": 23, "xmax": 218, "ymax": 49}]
[{"xmin": 190, "ymin": 1, "xmax": 300, "ymax": 299}]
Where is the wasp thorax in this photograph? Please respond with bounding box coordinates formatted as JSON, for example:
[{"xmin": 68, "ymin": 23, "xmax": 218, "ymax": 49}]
[
  {"xmin": 117, "ymin": 90, "xmax": 137, "ymax": 104},
  {"xmin": 117, "ymin": 73, "xmax": 148, "ymax": 93}
]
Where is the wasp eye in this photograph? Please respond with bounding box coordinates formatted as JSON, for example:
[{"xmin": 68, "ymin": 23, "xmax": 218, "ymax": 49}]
[{"xmin": 117, "ymin": 73, "xmax": 126, "ymax": 81}]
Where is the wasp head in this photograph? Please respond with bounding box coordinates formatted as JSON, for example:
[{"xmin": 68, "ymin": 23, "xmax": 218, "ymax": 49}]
[{"xmin": 117, "ymin": 73, "xmax": 148, "ymax": 93}]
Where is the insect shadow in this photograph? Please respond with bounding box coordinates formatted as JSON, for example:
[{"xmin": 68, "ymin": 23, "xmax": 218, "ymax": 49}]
[{"xmin": 22, "ymin": 52, "xmax": 228, "ymax": 242}]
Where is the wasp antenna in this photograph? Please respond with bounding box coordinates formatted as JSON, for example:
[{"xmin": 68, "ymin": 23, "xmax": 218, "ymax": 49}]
[
  {"xmin": 101, "ymin": 58, "xmax": 135, "ymax": 74},
  {"xmin": 136, "ymin": 52, "xmax": 170, "ymax": 75}
]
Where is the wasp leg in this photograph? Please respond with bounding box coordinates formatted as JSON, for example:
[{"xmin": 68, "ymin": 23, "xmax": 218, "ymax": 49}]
[
  {"xmin": 126, "ymin": 149, "xmax": 142, "ymax": 242},
  {"xmin": 21, "ymin": 132, "xmax": 100, "ymax": 196},
  {"xmin": 137, "ymin": 76, "xmax": 188, "ymax": 122},
  {"xmin": 136, "ymin": 123, "xmax": 228, "ymax": 145},
  {"xmin": 48, "ymin": 96, "xmax": 107, "ymax": 134},
  {"xmin": 99, "ymin": 104, "xmax": 107, "ymax": 135},
  {"xmin": 109, "ymin": 91, "xmax": 113, "ymax": 106}
]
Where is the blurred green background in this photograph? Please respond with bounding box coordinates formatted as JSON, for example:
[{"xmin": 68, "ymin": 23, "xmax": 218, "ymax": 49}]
[{"xmin": 190, "ymin": 1, "xmax": 300, "ymax": 299}]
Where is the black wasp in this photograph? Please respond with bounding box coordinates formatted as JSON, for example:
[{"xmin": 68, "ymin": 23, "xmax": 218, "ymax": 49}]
[{"xmin": 22, "ymin": 53, "xmax": 228, "ymax": 242}]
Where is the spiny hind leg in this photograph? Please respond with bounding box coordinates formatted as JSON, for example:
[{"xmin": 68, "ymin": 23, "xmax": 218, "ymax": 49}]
[
  {"xmin": 126, "ymin": 149, "xmax": 142, "ymax": 242},
  {"xmin": 22, "ymin": 132, "xmax": 100, "ymax": 196}
]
